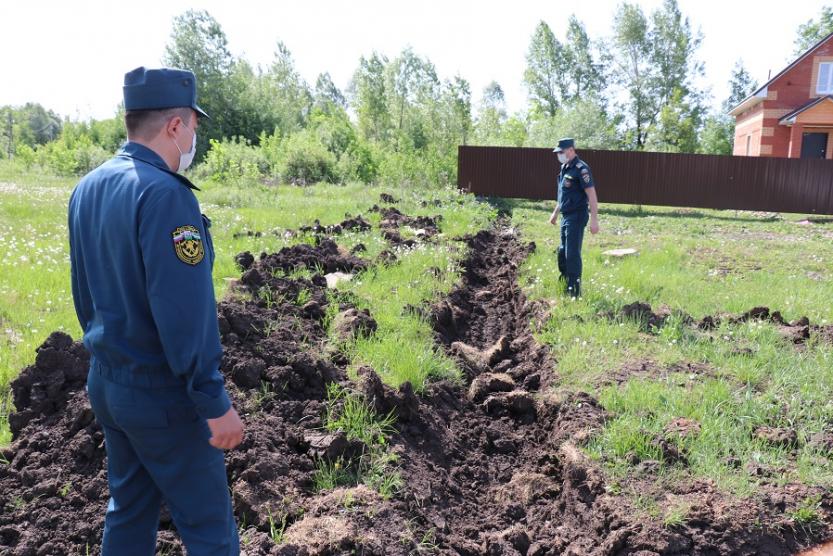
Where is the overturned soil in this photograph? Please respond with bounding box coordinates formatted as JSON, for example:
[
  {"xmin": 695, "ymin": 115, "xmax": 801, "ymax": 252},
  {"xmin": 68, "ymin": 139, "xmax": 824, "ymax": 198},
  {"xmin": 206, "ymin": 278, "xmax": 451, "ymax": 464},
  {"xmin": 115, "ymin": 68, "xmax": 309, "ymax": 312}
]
[
  {"xmin": 2, "ymin": 222, "xmax": 833, "ymax": 555},
  {"xmin": 604, "ymin": 301, "xmax": 833, "ymax": 348}
]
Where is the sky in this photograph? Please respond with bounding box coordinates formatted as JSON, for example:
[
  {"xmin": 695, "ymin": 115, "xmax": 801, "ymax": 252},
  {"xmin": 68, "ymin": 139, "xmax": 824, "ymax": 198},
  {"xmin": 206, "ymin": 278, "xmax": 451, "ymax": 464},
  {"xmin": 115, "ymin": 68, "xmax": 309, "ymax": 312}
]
[{"xmin": 0, "ymin": 0, "xmax": 826, "ymax": 120}]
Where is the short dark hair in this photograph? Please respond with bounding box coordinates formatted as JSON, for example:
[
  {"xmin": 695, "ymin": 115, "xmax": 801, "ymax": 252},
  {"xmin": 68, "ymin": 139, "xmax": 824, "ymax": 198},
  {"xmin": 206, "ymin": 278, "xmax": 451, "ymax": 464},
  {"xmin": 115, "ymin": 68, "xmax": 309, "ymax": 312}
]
[{"xmin": 124, "ymin": 107, "xmax": 193, "ymax": 140}]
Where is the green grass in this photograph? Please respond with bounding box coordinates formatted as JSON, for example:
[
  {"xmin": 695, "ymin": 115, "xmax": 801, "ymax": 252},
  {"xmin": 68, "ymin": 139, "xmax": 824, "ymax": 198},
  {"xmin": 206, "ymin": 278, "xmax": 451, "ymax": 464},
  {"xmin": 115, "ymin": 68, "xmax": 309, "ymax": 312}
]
[
  {"xmin": 510, "ymin": 198, "xmax": 833, "ymax": 495},
  {"xmin": 0, "ymin": 159, "xmax": 493, "ymax": 445},
  {"xmin": 266, "ymin": 508, "xmax": 288, "ymax": 544},
  {"xmin": 789, "ymin": 494, "xmax": 824, "ymax": 536},
  {"xmin": 313, "ymin": 384, "xmax": 403, "ymax": 499},
  {"xmin": 338, "ymin": 244, "xmax": 466, "ymax": 389}
]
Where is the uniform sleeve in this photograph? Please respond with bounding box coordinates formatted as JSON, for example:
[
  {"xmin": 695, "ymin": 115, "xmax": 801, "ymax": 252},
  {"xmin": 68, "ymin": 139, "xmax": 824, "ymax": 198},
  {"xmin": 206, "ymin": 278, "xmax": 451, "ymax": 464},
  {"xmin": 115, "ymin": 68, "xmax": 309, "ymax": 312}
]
[
  {"xmin": 579, "ymin": 165, "xmax": 595, "ymax": 189},
  {"xmin": 556, "ymin": 172, "xmax": 562, "ymax": 204},
  {"xmin": 138, "ymin": 186, "xmax": 231, "ymax": 420}
]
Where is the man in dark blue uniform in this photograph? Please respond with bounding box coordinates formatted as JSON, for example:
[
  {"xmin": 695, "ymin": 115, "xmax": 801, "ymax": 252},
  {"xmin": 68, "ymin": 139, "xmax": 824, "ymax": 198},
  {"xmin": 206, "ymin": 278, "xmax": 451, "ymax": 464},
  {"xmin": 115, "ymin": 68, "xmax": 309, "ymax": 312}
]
[
  {"xmin": 549, "ymin": 138, "xmax": 600, "ymax": 298},
  {"xmin": 69, "ymin": 67, "xmax": 243, "ymax": 555}
]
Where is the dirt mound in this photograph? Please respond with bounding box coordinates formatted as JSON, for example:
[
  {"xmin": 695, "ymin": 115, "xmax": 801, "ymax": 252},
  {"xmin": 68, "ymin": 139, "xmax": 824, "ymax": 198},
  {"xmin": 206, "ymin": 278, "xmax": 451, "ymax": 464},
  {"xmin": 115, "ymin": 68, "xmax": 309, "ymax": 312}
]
[
  {"xmin": 7, "ymin": 331, "xmax": 90, "ymax": 439},
  {"xmin": 1, "ymin": 332, "xmax": 104, "ymax": 554},
  {"xmin": 601, "ymin": 301, "xmax": 692, "ymax": 332},
  {"xmin": 298, "ymin": 215, "xmax": 372, "ymax": 236},
  {"xmin": 607, "ymin": 301, "xmax": 833, "ymax": 348},
  {"xmin": 232, "ymin": 215, "xmax": 372, "ymax": 242},
  {"xmin": 371, "ymin": 205, "xmax": 443, "ymax": 242},
  {"xmin": 243, "ymin": 238, "xmax": 368, "ymax": 276}
]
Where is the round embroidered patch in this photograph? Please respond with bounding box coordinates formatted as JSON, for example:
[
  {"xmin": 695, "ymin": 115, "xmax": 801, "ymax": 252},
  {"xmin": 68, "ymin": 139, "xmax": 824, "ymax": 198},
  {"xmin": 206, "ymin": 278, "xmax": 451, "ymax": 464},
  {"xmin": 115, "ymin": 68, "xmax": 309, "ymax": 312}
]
[{"xmin": 172, "ymin": 225, "xmax": 205, "ymax": 265}]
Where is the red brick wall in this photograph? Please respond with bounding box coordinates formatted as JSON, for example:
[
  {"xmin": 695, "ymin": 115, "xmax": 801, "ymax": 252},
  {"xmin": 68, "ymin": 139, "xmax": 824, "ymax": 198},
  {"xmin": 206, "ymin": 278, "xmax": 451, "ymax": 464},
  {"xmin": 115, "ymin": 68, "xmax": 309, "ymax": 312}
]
[
  {"xmin": 733, "ymin": 103, "xmax": 763, "ymax": 155},
  {"xmin": 759, "ymin": 36, "xmax": 833, "ymax": 158}
]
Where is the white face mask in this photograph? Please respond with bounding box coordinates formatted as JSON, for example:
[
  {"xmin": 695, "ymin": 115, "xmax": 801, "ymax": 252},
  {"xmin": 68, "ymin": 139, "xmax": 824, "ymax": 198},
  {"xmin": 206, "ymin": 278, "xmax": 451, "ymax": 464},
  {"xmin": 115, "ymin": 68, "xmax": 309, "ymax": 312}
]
[
  {"xmin": 173, "ymin": 123, "xmax": 197, "ymax": 172},
  {"xmin": 557, "ymin": 153, "xmax": 568, "ymax": 164}
]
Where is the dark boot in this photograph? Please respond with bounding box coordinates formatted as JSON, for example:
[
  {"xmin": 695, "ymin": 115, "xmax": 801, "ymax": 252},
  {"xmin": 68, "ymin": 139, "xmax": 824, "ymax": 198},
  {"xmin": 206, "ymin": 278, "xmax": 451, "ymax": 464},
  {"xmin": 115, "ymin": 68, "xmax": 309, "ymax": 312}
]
[{"xmin": 567, "ymin": 275, "xmax": 581, "ymax": 298}]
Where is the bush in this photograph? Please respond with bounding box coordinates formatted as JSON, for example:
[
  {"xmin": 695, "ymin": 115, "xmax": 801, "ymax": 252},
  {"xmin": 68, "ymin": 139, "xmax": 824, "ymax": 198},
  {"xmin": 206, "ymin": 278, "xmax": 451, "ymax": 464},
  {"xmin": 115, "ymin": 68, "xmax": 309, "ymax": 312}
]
[
  {"xmin": 336, "ymin": 142, "xmax": 378, "ymax": 184},
  {"xmin": 32, "ymin": 134, "xmax": 110, "ymax": 176},
  {"xmin": 279, "ymin": 130, "xmax": 337, "ymax": 185},
  {"xmin": 201, "ymin": 136, "xmax": 268, "ymax": 184},
  {"xmin": 376, "ymin": 146, "xmax": 454, "ymax": 189}
]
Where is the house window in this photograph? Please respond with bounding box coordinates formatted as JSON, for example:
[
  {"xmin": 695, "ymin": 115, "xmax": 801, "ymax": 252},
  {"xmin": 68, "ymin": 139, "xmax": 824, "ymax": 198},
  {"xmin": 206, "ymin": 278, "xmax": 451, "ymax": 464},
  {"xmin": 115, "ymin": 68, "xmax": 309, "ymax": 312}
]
[
  {"xmin": 819, "ymin": 62, "xmax": 833, "ymax": 95},
  {"xmin": 746, "ymin": 135, "xmax": 752, "ymax": 156}
]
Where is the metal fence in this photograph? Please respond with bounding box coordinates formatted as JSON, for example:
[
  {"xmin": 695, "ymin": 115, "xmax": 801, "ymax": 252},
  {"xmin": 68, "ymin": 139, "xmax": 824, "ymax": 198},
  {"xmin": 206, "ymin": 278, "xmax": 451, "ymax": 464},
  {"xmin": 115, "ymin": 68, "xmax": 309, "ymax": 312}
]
[{"xmin": 457, "ymin": 146, "xmax": 833, "ymax": 215}]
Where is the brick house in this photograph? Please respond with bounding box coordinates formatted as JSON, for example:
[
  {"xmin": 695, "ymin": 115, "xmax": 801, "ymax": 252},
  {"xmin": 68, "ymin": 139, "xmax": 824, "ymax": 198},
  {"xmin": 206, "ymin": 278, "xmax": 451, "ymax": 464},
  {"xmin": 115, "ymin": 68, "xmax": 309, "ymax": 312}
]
[{"xmin": 730, "ymin": 31, "xmax": 833, "ymax": 159}]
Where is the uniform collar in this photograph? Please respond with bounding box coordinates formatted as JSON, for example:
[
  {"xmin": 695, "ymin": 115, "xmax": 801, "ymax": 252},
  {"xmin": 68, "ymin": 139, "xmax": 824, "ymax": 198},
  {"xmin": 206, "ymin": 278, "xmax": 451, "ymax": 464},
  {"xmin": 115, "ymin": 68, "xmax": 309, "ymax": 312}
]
[{"xmin": 117, "ymin": 141, "xmax": 201, "ymax": 191}]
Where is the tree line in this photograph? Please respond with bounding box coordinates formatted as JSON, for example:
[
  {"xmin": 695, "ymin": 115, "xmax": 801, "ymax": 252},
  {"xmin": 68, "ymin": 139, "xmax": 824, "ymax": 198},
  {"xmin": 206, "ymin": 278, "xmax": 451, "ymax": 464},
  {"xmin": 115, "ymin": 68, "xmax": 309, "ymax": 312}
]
[{"xmin": 2, "ymin": 3, "xmax": 832, "ymax": 185}]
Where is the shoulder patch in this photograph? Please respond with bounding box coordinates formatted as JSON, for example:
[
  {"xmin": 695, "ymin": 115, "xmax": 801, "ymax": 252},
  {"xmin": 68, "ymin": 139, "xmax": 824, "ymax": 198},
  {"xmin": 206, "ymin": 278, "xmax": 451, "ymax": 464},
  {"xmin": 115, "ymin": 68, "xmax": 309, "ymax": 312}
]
[{"xmin": 172, "ymin": 225, "xmax": 204, "ymax": 265}]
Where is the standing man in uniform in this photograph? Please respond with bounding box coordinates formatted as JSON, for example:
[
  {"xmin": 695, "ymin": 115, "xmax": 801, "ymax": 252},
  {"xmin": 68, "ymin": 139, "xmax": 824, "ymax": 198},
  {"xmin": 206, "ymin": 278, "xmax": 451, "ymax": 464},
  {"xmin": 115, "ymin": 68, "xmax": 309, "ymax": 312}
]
[
  {"xmin": 548, "ymin": 138, "xmax": 600, "ymax": 298},
  {"xmin": 68, "ymin": 67, "xmax": 243, "ymax": 555}
]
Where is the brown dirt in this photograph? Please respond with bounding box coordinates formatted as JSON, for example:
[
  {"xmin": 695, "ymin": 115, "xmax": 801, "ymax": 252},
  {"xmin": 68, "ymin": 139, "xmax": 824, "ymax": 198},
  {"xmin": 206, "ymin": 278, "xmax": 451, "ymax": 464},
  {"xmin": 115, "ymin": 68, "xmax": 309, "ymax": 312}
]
[
  {"xmin": 297, "ymin": 215, "xmax": 372, "ymax": 236},
  {"xmin": 607, "ymin": 301, "xmax": 833, "ymax": 348},
  {"xmin": 2, "ymin": 224, "xmax": 833, "ymax": 555},
  {"xmin": 370, "ymin": 205, "xmax": 443, "ymax": 243}
]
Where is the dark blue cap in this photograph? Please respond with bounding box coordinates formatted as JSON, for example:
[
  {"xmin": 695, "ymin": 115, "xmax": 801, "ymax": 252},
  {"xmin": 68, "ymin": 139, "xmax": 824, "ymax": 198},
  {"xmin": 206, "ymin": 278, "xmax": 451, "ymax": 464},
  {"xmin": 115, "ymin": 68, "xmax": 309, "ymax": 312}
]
[
  {"xmin": 553, "ymin": 138, "xmax": 575, "ymax": 152},
  {"xmin": 123, "ymin": 67, "xmax": 209, "ymax": 118}
]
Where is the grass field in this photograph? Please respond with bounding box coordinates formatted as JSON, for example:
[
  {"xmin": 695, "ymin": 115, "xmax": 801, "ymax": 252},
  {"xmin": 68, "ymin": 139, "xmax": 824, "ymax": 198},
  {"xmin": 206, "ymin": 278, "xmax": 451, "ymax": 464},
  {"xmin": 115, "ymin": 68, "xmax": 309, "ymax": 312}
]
[
  {"xmin": 3, "ymin": 159, "xmax": 833, "ymax": 506},
  {"xmin": 0, "ymin": 160, "xmax": 493, "ymax": 445},
  {"xmin": 513, "ymin": 199, "xmax": 833, "ymax": 496}
]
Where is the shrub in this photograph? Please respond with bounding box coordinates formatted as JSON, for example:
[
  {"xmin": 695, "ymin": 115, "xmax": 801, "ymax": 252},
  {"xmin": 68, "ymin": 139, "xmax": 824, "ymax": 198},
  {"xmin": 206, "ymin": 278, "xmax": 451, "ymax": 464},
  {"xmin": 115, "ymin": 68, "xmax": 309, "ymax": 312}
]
[
  {"xmin": 279, "ymin": 130, "xmax": 337, "ymax": 185},
  {"xmin": 34, "ymin": 134, "xmax": 110, "ymax": 176},
  {"xmin": 201, "ymin": 136, "xmax": 268, "ymax": 184},
  {"xmin": 336, "ymin": 142, "xmax": 378, "ymax": 184}
]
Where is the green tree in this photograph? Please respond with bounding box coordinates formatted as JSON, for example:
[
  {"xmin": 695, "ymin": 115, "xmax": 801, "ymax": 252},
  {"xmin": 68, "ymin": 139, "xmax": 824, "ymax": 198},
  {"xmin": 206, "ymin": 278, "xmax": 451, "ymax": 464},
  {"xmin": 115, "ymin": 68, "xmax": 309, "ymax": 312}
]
[
  {"xmin": 610, "ymin": 3, "xmax": 652, "ymax": 148},
  {"xmin": 524, "ymin": 21, "xmax": 567, "ymax": 117},
  {"xmin": 645, "ymin": 89, "xmax": 699, "ymax": 153},
  {"xmin": 384, "ymin": 48, "xmax": 440, "ymax": 151},
  {"xmin": 724, "ymin": 60, "xmax": 758, "ymax": 112},
  {"xmin": 440, "ymin": 75, "xmax": 472, "ymax": 147},
  {"xmin": 526, "ymin": 97, "xmax": 619, "ymax": 150},
  {"xmin": 226, "ymin": 60, "xmax": 282, "ymax": 143},
  {"xmin": 795, "ymin": 6, "xmax": 833, "ymax": 54},
  {"xmin": 473, "ymin": 81, "xmax": 507, "ymax": 145},
  {"xmin": 0, "ymin": 103, "xmax": 63, "ymax": 154},
  {"xmin": 314, "ymin": 72, "xmax": 346, "ymax": 112},
  {"xmin": 698, "ymin": 115, "xmax": 734, "ymax": 155},
  {"xmin": 700, "ymin": 60, "xmax": 758, "ymax": 156},
  {"xmin": 163, "ymin": 9, "xmax": 240, "ymax": 158},
  {"xmin": 563, "ymin": 16, "xmax": 604, "ymax": 100},
  {"xmin": 611, "ymin": 0, "xmax": 704, "ymax": 151},
  {"xmin": 350, "ymin": 52, "xmax": 391, "ymax": 143},
  {"xmin": 500, "ymin": 116, "xmax": 528, "ymax": 147},
  {"xmin": 264, "ymin": 42, "xmax": 313, "ymax": 134}
]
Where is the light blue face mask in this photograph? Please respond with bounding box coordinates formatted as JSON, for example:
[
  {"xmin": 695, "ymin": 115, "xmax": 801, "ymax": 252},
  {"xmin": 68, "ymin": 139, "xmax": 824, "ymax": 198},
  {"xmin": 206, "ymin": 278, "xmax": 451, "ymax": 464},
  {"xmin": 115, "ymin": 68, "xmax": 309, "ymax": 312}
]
[{"xmin": 173, "ymin": 123, "xmax": 197, "ymax": 172}]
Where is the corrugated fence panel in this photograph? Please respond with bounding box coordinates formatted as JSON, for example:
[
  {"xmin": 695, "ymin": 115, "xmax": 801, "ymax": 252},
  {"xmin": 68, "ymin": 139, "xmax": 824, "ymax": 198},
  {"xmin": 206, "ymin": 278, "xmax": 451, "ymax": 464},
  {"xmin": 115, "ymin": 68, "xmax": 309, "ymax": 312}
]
[{"xmin": 458, "ymin": 146, "xmax": 833, "ymax": 215}]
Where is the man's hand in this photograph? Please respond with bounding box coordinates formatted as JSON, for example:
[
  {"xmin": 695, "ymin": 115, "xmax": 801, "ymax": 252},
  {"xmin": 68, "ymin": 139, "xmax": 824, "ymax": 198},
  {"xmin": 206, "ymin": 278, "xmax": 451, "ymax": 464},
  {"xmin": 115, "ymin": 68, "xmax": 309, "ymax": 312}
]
[
  {"xmin": 549, "ymin": 210, "xmax": 559, "ymax": 225},
  {"xmin": 590, "ymin": 217, "xmax": 600, "ymax": 235},
  {"xmin": 207, "ymin": 406, "xmax": 244, "ymax": 450}
]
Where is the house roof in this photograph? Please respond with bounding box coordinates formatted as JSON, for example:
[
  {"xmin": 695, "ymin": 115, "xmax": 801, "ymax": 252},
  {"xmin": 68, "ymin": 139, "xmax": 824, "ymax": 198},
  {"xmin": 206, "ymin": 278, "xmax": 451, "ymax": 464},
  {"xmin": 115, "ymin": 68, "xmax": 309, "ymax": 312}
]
[
  {"xmin": 779, "ymin": 95, "xmax": 833, "ymax": 125},
  {"xmin": 729, "ymin": 30, "xmax": 833, "ymax": 116}
]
